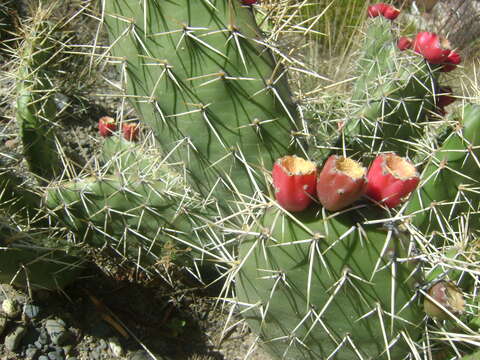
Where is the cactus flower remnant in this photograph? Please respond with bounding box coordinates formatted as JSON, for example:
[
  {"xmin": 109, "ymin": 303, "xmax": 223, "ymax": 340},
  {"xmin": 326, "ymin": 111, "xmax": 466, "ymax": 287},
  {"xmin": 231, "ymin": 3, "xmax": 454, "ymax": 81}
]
[
  {"xmin": 367, "ymin": 3, "xmax": 400, "ymax": 20},
  {"xmin": 272, "ymin": 155, "xmax": 317, "ymax": 212},
  {"xmin": 413, "ymin": 32, "xmax": 461, "ymax": 71},
  {"xmin": 98, "ymin": 116, "xmax": 117, "ymax": 137},
  {"xmin": 316, "ymin": 155, "xmax": 368, "ymax": 211},
  {"xmin": 424, "ymin": 281, "xmax": 465, "ymax": 320},
  {"xmin": 122, "ymin": 122, "xmax": 140, "ymax": 142},
  {"xmin": 241, "ymin": 0, "xmax": 257, "ymax": 5},
  {"xmin": 366, "ymin": 153, "xmax": 420, "ymax": 208}
]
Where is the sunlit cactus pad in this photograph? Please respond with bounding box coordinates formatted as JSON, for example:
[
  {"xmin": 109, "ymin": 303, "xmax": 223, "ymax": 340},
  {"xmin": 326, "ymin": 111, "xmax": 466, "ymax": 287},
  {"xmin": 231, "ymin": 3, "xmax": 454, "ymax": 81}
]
[{"xmin": 236, "ymin": 207, "xmax": 422, "ymax": 359}]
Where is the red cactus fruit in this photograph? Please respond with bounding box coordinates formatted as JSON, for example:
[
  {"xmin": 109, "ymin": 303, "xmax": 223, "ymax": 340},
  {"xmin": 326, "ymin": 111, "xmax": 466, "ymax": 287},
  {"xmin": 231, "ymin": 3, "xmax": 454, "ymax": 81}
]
[
  {"xmin": 316, "ymin": 155, "xmax": 368, "ymax": 212},
  {"xmin": 366, "ymin": 153, "xmax": 420, "ymax": 208},
  {"xmin": 368, "ymin": 3, "xmax": 400, "ymax": 20},
  {"xmin": 413, "ymin": 32, "xmax": 461, "ymax": 71},
  {"xmin": 122, "ymin": 122, "xmax": 140, "ymax": 142},
  {"xmin": 367, "ymin": 3, "xmax": 387, "ymax": 17},
  {"xmin": 272, "ymin": 155, "xmax": 317, "ymax": 212},
  {"xmin": 98, "ymin": 116, "xmax": 117, "ymax": 137},
  {"xmin": 382, "ymin": 5, "xmax": 400, "ymax": 20},
  {"xmin": 424, "ymin": 281, "xmax": 465, "ymax": 320},
  {"xmin": 397, "ymin": 37, "xmax": 412, "ymax": 51}
]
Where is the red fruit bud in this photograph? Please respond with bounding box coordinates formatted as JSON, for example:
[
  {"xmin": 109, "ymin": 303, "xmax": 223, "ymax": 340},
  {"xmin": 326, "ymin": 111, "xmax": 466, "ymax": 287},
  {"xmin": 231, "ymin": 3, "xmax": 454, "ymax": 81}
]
[
  {"xmin": 382, "ymin": 5, "xmax": 400, "ymax": 20},
  {"xmin": 367, "ymin": 3, "xmax": 386, "ymax": 17},
  {"xmin": 272, "ymin": 155, "xmax": 317, "ymax": 212},
  {"xmin": 367, "ymin": 3, "xmax": 399, "ymax": 20},
  {"xmin": 397, "ymin": 37, "xmax": 412, "ymax": 51},
  {"xmin": 366, "ymin": 153, "xmax": 420, "ymax": 208},
  {"xmin": 437, "ymin": 86, "xmax": 455, "ymax": 108},
  {"xmin": 122, "ymin": 122, "xmax": 140, "ymax": 142},
  {"xmin": 241, "ymin": 0, "xmax": 257, "ymax": 5},
  {"xmin": 367, "ymin": 3, "xmax": 387, "ymax": 17},
  {"xmin": 424, "ymin": 281, "xmax": 465, "ymax": 320},
  {"xmin": 316, "ymin": 156, "xmax": 368, "ymax": 212},
  {"xmin": 98, "ymin": 116, "xmax": 117, "ymax": 137},
  {"xmin": 413, "ymin": 32, "xmax": 461, "ymax": 68}
]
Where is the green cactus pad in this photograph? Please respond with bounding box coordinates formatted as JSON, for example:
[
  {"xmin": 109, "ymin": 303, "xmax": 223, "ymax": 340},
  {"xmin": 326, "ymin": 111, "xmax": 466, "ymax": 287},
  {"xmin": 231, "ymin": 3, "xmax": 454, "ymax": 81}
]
[
  {"xmin": 45, "ymin": 137, "xmax": 223, "ymax": 270},
  {"xmin": 236, "ymin": 206, "xmax": 422, "ymax": 360},
  {"xmin": 344, "ymin": 17, "xmax": 438, "ymax": 156},
  {"xmin": 16, "ymin": 20, "xmax": 62, "ymax": 181},
  {"xmin": 102, "ymin": 0, "xmax": 301, "ymax": 210},
  {"xmin": 0, "ymin": 222, "xmax": 84, "ymax": 290},
  {"xmin": 406, "ymin": 104, "xmax": 480, "ymax": 236}
]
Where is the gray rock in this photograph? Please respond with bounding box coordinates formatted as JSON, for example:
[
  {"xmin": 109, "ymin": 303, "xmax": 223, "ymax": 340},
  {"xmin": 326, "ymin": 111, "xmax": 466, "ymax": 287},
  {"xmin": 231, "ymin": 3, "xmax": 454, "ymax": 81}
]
[
  {"xmin": 46, "ymin": 319, "xmax": 70, "ymax": 346},
  {"xmin": 90, "ymin": 349, "xmax": 100, "ymax": 360},
  {"xmin": 34, "ymin": 340, "xmax": 43, "ymax": 349},
  {"xmin": 98, "ymin": 338, "xmax": 107, "ymax": 351},
  {"xmin": 38, "ymin": 329, "xmax": 48, "ymax": 345},
  {"xmin": 38, "ymin": 356, "xmax": 49, "ymax": 360},
  {"xmin": 62, "ymin": 345, "xmax": 72, "ymax": 356},
  {"xmin": 2, "ymin": 298, "xmax": 21, "ymax": 318},
  {"xmin": 108, "ymin": 336, "xmax": 124, "ymax": 357},
  {"xmin": 25, "ymin": 347, "xmax": 39, "ymax": 360},
  {"xmin": 47, "ymin": 350, "xmax": 64, "ymax": 360},
  {"xmin": 4, "ymin": 325, "xmax": 26, "ymax": 351},
  {"xmin": 24, "ymin": 303, "xmax": 41, "ymax": 319},
  {"xmin": 0, "ymin": 313, "xmax": 7, "ymax": 336}
]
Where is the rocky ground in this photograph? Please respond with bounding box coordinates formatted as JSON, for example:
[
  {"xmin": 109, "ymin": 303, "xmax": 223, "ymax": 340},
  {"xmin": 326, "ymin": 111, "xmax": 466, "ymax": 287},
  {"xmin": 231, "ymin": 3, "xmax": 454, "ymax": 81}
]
[{"xmin": 0, "ymin": 267, "xmax": 270, "ymax": 360}]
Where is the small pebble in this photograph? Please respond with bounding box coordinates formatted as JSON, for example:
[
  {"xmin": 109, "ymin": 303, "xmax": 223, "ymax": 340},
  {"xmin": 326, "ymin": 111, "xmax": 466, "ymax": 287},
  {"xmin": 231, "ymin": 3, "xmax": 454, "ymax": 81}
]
[
  {"xmin": 98, "ymin": 338, "xmax": 107, "ymax": 351},
  {"xmin": 0, "ymin": 313, "xmax": 7, "ymax": 336},
  {"xmin": 46, "ymin": 318, "xmax": 69, "ymax": 345},
  {"xmin": 24, "ymin": 303, "xmax": 41, "ymax": 319},
  {"xmin": 4, "ymin": 325, "xmax": 26, "ymax": 351},
  {"xmin": 34, "ymin": 340, "xmax": 43, "ymax": 349},
  {"xmin": 38, "ymin": 329, "xmax": 49, "ymax": 345},
  {"xmin": 47, "ymin": 351, "xmax": 64, "ymax": 360},
  {"xmin": 108, "ymin": 336, "xmax": 124, "ymax": 357},
  {"xmin": 25, "ymin": 347, "xmax": 39, "ymax": 360},
  {"xmin": 38, "ymin": 356, "xmax": 49, "ymax": 360},
  {"xmin": 90, "ymin": 349, "xmax": 100, "ymax": 360},
  {"xmin": 62, "ymin": 345, "xmax": 72, "ymax": 356},
  {"xmin": 2, "ymin": 298, "xmax": 21, "ymax": 318}
]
